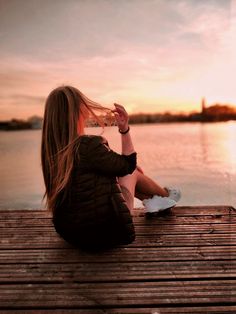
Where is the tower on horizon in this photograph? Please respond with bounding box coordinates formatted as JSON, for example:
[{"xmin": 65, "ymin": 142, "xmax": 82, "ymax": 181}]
[{"xmin": 201, "ymin": 97, "xmax": 206, "ymax": 114}]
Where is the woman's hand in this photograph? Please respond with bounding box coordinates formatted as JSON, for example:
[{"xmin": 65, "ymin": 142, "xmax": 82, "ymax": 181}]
[{"xmin": 112, "ymin": 103, "xmax": 129, "ymax": 132}]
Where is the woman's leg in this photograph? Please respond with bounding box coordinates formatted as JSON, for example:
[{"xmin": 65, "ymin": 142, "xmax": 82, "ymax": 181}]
[
  {"xmin": 135, "ymin": 171, "xmax": 168, "ymax": 200},
  {"xmin": 118, "ymin": 170, "xmax": 139, "ymax": 211},
  {"xmin": 118, "ymin": 169, "xmax": 168, "ymax": 209}
]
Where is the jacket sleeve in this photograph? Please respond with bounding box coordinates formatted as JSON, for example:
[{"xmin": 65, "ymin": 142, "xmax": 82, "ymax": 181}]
[{"xmin": 86, "ymin": 135, "xmax": 137, "ymax": 177}]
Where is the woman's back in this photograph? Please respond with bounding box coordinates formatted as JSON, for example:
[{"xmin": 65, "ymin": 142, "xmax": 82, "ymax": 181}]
[{"xmin": 52, "ymin": 135, "xmax": 136, "ymax": 251}]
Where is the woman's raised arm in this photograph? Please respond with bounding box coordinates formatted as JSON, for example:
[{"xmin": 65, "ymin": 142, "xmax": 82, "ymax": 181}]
[{"xmin": 113, "ymin": 103, "xmax": 135, "ymax": 156}]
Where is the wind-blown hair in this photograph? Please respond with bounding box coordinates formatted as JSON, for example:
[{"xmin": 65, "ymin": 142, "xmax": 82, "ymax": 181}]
[{"xmin": 41, "ymin": 85, "xmax": 112, "ymax": 213}]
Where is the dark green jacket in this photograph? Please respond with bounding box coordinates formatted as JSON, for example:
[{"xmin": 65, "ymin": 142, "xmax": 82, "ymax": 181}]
[{"xmin": 53, "ymin": 135, "xmax": 137, "ymax": 251}]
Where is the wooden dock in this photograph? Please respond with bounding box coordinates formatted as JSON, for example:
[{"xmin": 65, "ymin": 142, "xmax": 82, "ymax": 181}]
[{"xmin": 0, "ymin": 206, "xmax": 236, "ymax": 313}]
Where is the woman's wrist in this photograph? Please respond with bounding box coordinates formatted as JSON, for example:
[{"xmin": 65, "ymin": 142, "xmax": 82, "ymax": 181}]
[{"xmin": 119, "ymin": 126, "xmax": 130, "ymax": 134}]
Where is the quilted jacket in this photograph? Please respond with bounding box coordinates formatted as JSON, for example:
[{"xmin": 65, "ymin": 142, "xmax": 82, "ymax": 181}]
[{"xmin": 52, "ymin": 135, "xmax": 137, "ymax": 251}]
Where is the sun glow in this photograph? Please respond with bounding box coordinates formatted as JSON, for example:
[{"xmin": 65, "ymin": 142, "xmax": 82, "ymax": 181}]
[{"xmin": 0, "ymin": 0, "xmax": 235, "ymax": 120}]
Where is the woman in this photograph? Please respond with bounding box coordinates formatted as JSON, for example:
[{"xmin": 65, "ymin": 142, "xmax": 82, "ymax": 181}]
[{"xmin": 41, "ymin": 85, "xmax": 180, "ymax": 251}]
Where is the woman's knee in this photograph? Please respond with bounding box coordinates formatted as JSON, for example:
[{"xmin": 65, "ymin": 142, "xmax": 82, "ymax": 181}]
[{"xmin": 118, "ymin": 168, "xmax": 139, "ymax": 186}]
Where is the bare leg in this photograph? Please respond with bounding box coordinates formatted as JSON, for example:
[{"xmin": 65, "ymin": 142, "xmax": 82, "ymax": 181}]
[
  {"xmin": 135, "ymin": 190, "xmax": 151, "ymax": 201},
  {"xmin": 135, "ymin": 171, "xmax": 168, "ymax": 199},
  {"xmin": 118, "ymin": 169, "xmax": 168, "ymax": 208},
  {"xmin": 118, "ymin": 170, "xmax": 139, "ymax": 211}
]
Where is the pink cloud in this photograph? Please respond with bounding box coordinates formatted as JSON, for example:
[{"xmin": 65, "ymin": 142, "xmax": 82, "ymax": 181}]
[{"xmin": 0, "ymin": 1, "xmax": 235, "ymax": 119}]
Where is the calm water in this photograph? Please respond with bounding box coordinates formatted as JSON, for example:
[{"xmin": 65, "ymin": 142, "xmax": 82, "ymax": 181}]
[{"xmin": 0, "ymin": 122, "xmax": 236, "ymax": 209}]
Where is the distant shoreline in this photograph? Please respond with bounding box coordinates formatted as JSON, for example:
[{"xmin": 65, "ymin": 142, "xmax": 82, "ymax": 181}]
[
  {"xmin": 1, "ymin": 103, "xmax": 236, "ymax": 130},
  {"xmin": 1, "ymin": 119, "xmax": 236, "ymax": 132}
]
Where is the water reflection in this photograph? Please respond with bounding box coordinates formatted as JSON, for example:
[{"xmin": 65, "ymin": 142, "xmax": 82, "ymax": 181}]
[
  {"xmin": 199, "ymin": 123, "xmax": 209, "ymax": 165},
  {"xmin": 0, "ymin": 122, "xmax": 235, "ymax": 209}
]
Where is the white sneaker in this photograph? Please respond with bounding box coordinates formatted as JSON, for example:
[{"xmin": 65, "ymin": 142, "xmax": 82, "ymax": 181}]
[
  {"xmin": 142, "ymin": 195, "xmax": 177, "ymax": 214},
  {"xmin": 165, "ymin": 187, "xmax": 181, "ymax": 202}
]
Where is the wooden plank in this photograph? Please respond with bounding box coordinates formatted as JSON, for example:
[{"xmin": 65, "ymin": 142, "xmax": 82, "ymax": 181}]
[
  {"xmin": 0, "ymin": 209, "xmax": 50, "ymax": 214},
  {"xmin": 0, "ymin": 311, "xmax": 98, "ymax": 314},
  {"xmin": 0, "ymin": 260, "xmax": 235, "ymax": 283},
  {"xmin": 164, "ymin": 206, "xmax": 235, "ymax": 216},
  {"xmin": 132, "ymin": 225, "xmax": 235, "ymax": 235},
  {"xmin": 109, "ymin": 307, "xmax": 236, "ymax": 314},
  {"xmin": 0, "ymin": 247, "xmax": 234, "ymax": 264},
  {"xmin": 1, "ymin": 214, "xmax": 236, "ymax": 228},
  {"xmin": 0, "ymin": 233, "xmax": 235, "ymax": 249},
  {"xmin": 134, "ymin": 224, "xmax": 235, "ymax": 234},
  {"xmin": 126, "ymin": 215, "xmax": 236, "ymax": 225},
  {"xmin": 1, "ymin": 307, "xmax": 236, "ymax": 314},
  {"xmin": 0, "ymin": 207, "xmax": 235, "ymax": 312},
  {"xmin": 133, "ymin": 234, "xmax": 235, "ymax": 247},
  {"xmin": 165, "ymin": 206, "xmax": 235, "ymax": 216},
  {"xmin": 0, "ymin": 206, "xmax": 234, "ymax": 219},
  {"xmin": 135, "ymin": 215, "xmax": 236, "ymax": 224},
  {"xmin": 1, "ymin": 223, "xmax": 235, "ymax": 236},
  {"xmin": 0, "ymin": 281, "xmax": 235, "ymax": 308}
]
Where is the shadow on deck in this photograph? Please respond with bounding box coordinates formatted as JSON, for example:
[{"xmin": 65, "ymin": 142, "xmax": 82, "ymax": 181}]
[{"xmin": 0, "ymin": 206, "xmax": 236, "ymax": 313}]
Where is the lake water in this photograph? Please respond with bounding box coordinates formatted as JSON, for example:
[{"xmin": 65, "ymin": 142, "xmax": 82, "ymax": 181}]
[{"xmin": 0, "ymin": 122, "xmax": 236, "ymax": 210}]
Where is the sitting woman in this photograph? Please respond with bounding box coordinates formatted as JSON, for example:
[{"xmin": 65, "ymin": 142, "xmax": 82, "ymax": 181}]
[{"xmin": 41, "ymin": 86, "xmax": 180, "ymax": 251}]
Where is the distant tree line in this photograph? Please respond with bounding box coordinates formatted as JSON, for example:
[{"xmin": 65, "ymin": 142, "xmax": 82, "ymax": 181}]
[
  {"xmin": 200, "ymin": 104, "xmax": 236, "ymax": 122},
  {"xmin": 0, "ymin": 104, "xmax": 236, "ymax": 130},
  {"xmin": 0, "ymin": 116, "xmax": 43, "ymax": 131},
  {"xmin": 129, "ymin": 104, "xmax": 236, "ymax": 124}
]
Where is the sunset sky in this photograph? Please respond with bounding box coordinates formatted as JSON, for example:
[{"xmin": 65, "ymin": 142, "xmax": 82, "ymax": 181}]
[{"xmin": 0, "ymin": 0, "xmax": 236, "ymax": 120}]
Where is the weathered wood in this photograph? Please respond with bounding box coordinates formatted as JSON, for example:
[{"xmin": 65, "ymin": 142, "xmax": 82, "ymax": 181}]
[
  {"xmin": 1, "ymin": 307, "xmax": 236, "ymax": 314},
  {"xmin": 0, "ymin": 280, "xmax": 236, "ymax": 308},
  {"xmin": 1, "ymin": 214, "xmax": 236, "ymax": 227},
  {"xmin": 0, "ymin": 206, "xmax": 235, "ymax": 312},
  {"xmin": 107, "ymin": 307, "xmax": 236, "ymax": 314},
  {"xmin": 0, "ymin": 260, "xmax": 235, "ymax": 283},
  {"xmin": 0, "ymin": 205, "xmax": 234, "ymax": 218},
  {"xmin": 1, "ymin": 223, "xmax": 235, "ymax": 235},
  {"xmin": 0, "ymin": 246, "xmax": 234, "ymax": 264},
  {"xmin": 0, "ymin": 233, "xmax": 235, "ymax": 249}
]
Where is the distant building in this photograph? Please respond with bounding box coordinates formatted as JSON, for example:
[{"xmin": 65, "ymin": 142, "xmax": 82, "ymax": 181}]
[{"xmin": 201, "ymin": 97, "xmax": 206, "ymax": 115}]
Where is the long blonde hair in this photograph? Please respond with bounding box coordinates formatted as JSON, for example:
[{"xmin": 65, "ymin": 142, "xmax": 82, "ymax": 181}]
[{"xmin": 41, "ymin": 85, "xmax": 112, "ymax": 213}]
